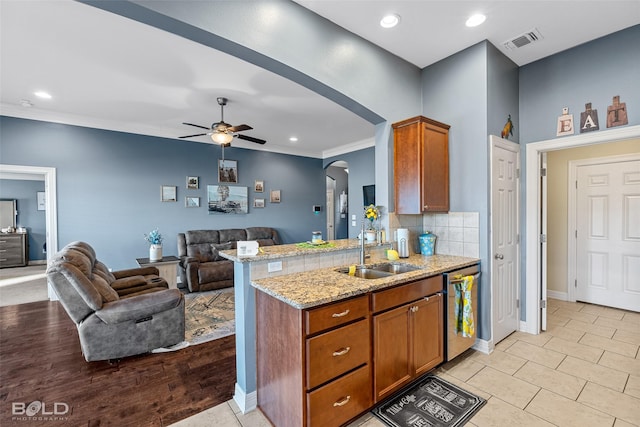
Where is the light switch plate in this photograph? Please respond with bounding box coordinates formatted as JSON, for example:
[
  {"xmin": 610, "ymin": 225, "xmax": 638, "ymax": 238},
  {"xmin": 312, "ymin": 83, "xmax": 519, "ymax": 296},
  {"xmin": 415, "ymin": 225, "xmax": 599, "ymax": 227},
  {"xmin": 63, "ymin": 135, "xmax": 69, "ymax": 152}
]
[{"xmin": 268, "ymin": 261, "xmax": 283, "ymax": 272}]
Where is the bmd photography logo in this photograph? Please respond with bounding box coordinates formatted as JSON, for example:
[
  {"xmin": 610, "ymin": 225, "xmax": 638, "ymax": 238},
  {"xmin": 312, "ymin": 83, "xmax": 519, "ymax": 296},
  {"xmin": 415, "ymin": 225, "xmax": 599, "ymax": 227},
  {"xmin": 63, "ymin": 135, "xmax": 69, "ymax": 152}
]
[{"xmin": 12, "ymin": 400, "xmax": 70, "ymax": 422}]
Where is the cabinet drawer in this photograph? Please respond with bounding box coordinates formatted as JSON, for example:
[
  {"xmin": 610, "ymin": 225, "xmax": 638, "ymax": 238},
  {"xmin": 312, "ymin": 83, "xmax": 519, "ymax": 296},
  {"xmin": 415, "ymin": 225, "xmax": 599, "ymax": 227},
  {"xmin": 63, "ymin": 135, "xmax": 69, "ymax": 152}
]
[
  {"xmin": 307, "ymin": 364, "xmax": 372, "ymax": 427},
  {"xmin": 372, "ymin": 275, "xmax": 442, "ymax": 313},
  {"xmin": 305, "ymin": 295, "xmax": 368, "ymax": 336},
  {"xmin": 306, "ymin": 319, "xmax": 370, "ymax": 389},
  {"xmin": 0, "ymin": 236, "xmax": 23, "ymax": 249}
]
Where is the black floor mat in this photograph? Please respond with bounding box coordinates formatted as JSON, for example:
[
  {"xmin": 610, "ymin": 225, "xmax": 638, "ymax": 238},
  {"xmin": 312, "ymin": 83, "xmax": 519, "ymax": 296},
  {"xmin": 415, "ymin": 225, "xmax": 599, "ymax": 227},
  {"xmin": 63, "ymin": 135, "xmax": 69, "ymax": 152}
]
[{"xmin": 373, "ymin": 375, "xmax": 486, "ymax": 427}]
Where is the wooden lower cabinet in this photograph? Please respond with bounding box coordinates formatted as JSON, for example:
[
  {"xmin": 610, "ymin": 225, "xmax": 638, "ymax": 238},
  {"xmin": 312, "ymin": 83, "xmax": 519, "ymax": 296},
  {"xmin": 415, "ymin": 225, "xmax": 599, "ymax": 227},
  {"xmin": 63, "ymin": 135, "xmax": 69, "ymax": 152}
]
[
  {"xmin": 257, "ymin": 292, "xmax": 371, "ymax": 427},
  {"xmin": 373, "ymin": 291, "xmax": 443, "ymax": 402},
  {"xmin": 256, "ymin": 275, "xmax": 444, "ymax": 426}
]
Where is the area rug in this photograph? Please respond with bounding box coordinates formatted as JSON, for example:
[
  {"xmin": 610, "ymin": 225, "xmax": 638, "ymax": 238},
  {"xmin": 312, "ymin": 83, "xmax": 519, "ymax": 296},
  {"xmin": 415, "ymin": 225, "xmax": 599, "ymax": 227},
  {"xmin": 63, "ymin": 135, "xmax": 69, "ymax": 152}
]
[
  {"xmin": 184, "ymin": 287, "xmax": 235, "ymax": 345},
  {"xmin": 373, "ymin": 375, "xmax": 486, "ymax": 427}
]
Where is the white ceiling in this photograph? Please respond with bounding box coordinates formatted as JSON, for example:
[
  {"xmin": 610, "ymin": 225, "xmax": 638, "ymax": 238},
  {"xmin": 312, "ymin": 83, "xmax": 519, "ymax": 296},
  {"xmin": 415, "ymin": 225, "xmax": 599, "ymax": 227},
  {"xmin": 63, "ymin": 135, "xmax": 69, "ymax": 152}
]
[{"xmin": 1, "ymin": 1, "xmax": 638, "ymax": 159}]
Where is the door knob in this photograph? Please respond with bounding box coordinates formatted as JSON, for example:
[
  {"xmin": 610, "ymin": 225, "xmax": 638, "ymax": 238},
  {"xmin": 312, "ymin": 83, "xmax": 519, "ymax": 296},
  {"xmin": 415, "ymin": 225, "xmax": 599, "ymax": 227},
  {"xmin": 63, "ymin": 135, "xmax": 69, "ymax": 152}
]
[{"xmin": 494, "ymin": 253, "xmax": 504, "ymax": 260}]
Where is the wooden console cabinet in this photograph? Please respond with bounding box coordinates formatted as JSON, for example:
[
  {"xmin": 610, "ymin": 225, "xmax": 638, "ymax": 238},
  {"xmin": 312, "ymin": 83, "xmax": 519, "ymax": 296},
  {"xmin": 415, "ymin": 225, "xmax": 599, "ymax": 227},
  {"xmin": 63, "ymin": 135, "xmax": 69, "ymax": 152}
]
[
  {"xmin": 0, "ymin": 233, "xmax": 28, "ymax": 268},
  {"xmin": 393, "ymin": 116, "xmax": 450, "ymax": 213}
]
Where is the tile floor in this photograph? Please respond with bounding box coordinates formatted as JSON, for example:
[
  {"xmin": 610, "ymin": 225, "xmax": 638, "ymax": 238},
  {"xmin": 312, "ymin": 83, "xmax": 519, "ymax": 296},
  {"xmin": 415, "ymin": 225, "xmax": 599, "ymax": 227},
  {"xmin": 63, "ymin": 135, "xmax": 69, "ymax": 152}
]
[{"xmin": 172, "ymin": 299, "xmax": 640, "ymax": 426}]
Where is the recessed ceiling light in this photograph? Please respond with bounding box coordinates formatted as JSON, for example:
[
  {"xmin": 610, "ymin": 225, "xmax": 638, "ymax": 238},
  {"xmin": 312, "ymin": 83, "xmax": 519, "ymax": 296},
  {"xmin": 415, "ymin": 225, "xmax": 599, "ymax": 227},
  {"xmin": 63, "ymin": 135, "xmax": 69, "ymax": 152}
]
[
  {"xmin": 34, "ymin": 91, "xmax": 52, "ymax": 99},
  {"xmin": 289, "ymin": 137, "xmax": 298, "ymax": 142},
  {"xmin": 465, "ymin": 14, "xmax": 486, "ymax": 27},
  {"xmin": 380, "ymin": 14, "xmax": 400, "ymax": 29}
]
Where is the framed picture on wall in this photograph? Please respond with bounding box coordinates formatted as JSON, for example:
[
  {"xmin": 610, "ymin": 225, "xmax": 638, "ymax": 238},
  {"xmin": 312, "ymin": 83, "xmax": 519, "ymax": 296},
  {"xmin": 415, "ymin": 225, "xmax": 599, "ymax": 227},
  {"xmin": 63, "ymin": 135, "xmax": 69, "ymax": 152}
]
[
  {"xmin": 207, "ymin": 185, "xmax": 248, "ymax": 214},
  {"xmin": 218, "ymin": 159, "xmax": 238, "ymax": 183},
  {"xmin": 186, "ymin": 176, "xmax": 199, "ymax": 189},
  {"xmin": 161, "ymin": 185, "xmax": 177, "ymax": 202},
  {"xmin": 270, "ymin": 189, "xmax": 281, "ymax": 203},
  {"xmin": 254, "ymin": 180, "xmax": 264, "ymax": 193},
  {"xmin": 37, "ymin": 191, "xmax": 46, "ymax": 211},
  {"xmin": 185, "ymin": 196, "xmax": 200, "ymax": 207},
  {"xmin": 253, "ymin": 198, "xmax": 265, "ymax": 208}
]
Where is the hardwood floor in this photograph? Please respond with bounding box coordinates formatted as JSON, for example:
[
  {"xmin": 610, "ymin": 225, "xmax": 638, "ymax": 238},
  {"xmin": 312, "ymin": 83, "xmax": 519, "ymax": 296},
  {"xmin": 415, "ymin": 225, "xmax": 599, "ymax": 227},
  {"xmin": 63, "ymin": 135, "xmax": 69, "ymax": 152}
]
[{"xmin": 0, "ymin": 300, "xmax": 236, "ymax": 426}]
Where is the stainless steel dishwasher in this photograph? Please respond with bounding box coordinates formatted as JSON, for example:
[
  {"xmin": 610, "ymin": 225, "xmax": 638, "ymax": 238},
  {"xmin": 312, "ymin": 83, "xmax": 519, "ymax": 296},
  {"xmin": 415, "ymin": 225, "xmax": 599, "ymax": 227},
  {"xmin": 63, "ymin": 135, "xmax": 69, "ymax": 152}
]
[{"xmin": 443, "ymin": 264, "xmax": 480, "ymax": 361}]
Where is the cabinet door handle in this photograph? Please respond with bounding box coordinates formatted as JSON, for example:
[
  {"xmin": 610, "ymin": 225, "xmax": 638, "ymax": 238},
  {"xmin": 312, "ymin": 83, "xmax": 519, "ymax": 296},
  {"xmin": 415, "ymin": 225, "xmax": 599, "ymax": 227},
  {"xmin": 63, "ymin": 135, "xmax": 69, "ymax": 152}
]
[
  {"xmin": 423, "ymin": 205, "xmax": 429, "ymax": 210},
  {"xmin": 424, "ymin": 296, "xmax": 430, "ymax": 302},
  {"xmin": 332, "ymin": 347, "xmax": 351, "ymax": 357},
  {"xmin": 333, "ymin": 395, "xmax": 351, "ymax": 407},
  {"xmin": 332, "ymin": 309, "xmax": 350, "ymax": 318}
]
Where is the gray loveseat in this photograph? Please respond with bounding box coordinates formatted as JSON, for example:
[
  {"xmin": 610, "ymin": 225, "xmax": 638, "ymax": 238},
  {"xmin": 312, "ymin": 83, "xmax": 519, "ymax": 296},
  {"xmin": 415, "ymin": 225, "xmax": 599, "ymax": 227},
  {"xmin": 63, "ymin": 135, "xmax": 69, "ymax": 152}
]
[
  {"xmin": 177, "ymin": 227, "xmax": 280, "ymax": 292},
  {"xmin": 46, "ymin": 241, "xmax": 185, "ymax": 362}
]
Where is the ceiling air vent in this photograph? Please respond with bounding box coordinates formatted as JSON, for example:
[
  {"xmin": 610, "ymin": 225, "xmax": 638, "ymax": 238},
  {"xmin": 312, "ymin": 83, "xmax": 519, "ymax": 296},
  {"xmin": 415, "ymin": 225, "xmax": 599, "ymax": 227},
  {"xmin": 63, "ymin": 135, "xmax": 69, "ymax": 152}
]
[{"xmin": 502, "ymin": 28, "xmax": 544, "ymax": 50}]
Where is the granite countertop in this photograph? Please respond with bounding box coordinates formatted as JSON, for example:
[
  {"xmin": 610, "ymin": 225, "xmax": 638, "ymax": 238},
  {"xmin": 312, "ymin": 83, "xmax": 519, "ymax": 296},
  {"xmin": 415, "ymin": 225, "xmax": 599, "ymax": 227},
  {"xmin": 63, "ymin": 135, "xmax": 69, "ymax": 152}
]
[
  {"xmin": 219, "ymin": 238, "xmax": 389, "ymax": 263},
  {"xmin": 251, "ymin": 254, "xmax": 479, "ymax": 309}
]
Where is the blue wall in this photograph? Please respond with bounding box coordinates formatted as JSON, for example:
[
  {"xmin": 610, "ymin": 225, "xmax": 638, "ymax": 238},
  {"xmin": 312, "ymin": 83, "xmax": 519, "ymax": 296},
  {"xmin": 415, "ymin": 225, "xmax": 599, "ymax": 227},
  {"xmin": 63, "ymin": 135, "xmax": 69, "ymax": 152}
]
[
  {"xmin": 0, "ymin": 116, "xmax": 332, "ymax": 269},
  {"xmin": 420, "ymin": 40, "xmax": 520, "ymax": 339},
  {"xmin": 518, "ymin": 25, "xmax": 640, "ymax": 318},
  {"xmin": 324, "ymin": 147, "xmax": 375, "ymax": 238},
  {"xmin": 0, "ymin": 179, "xmax": 47, "ymax": 261},
  {"xmin": 520, "ymin": 25, "xmax": 640, "ymax": 143}
]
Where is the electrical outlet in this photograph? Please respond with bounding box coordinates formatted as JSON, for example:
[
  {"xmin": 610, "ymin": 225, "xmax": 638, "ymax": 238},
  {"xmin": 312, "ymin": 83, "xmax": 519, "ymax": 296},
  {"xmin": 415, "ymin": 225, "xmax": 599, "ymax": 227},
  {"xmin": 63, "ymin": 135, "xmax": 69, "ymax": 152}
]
[
  {"xmin": 267, "ymin": 261, "xmax": 282, "ymax": 273},
  {"xmin": 352, "ymin": 220, "xmax": 356, "ymax": 227}
]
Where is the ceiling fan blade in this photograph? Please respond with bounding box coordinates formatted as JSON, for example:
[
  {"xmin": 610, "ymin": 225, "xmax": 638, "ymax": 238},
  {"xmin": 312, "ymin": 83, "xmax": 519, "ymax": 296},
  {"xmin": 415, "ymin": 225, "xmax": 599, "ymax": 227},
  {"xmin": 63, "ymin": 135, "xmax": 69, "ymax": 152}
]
[
  {"xmin": 237, "ymin": 134, "xmax": 266, "ymax": 144},
  {"xmin": 179, "ymin": 133, "xmax": 208, "ymax": 138},
  {"xmin": 183, "ymin": 122, "xmax": 210, "ymax": 130},
  {"xmin": 228, "ymin": 124, "xmax": 253, "ymax": 132}
]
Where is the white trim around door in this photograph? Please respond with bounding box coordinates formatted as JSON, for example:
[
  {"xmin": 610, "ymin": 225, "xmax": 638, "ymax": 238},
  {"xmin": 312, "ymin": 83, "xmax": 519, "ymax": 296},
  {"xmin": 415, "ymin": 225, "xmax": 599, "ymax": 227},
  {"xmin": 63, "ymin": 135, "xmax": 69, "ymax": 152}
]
[
  {"xmin": 0, "ymin": 164, "xmax": 59, "ymax": 300},
  {"xmin": 524, "ymin": 125, "xmax": 640, "ymax": 334}
]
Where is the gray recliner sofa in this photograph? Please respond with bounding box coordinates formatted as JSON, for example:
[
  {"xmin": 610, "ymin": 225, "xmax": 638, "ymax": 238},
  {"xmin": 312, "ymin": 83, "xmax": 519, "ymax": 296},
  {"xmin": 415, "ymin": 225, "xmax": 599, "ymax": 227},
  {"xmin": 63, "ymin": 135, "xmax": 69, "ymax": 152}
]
[
  {"xmin": 177, "ymin": 227, "xmax": 280, "ymax": 292},
  {"xmin": 46, "ymin": 241, "xmax": 185, "ymax": 362}
]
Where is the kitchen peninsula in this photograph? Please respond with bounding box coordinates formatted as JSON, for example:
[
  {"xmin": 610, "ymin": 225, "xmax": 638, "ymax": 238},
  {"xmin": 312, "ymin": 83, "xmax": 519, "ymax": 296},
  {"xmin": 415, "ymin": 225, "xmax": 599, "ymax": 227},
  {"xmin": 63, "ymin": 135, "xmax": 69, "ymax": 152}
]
[
  {"xmin": 251, "ymin": 253, "xmax": 479, "ymax": 427},
  {"xmin": 219, "ymin": 238, "xmax": 392, "ymax": 413},
  {"xmin": 220, "ymin": 238, "xmax": 478, "ymax": 421}
]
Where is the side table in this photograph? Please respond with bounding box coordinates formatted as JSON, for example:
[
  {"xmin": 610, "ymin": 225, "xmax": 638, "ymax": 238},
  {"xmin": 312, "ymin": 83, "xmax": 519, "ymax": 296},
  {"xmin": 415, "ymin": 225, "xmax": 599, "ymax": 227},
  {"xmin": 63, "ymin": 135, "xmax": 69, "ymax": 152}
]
[{"xmin": 136, "ymin": 255, "xmax": 180, "ymax": 289}]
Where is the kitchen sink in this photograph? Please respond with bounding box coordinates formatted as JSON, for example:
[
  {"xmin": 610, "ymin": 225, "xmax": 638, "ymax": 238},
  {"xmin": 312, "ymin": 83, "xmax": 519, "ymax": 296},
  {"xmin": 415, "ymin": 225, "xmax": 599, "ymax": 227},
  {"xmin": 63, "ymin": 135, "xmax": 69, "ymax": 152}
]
[
  {"xmin": 336, "ymin": 262, "xmax": 422, "ymax": 279},
  {"xmin": 369, "ymin": 262, "xmax": 422, "ymax": 274},
  {"xmin": 335, "ymin": 266, "xmax": 393, "ymax": 279}
]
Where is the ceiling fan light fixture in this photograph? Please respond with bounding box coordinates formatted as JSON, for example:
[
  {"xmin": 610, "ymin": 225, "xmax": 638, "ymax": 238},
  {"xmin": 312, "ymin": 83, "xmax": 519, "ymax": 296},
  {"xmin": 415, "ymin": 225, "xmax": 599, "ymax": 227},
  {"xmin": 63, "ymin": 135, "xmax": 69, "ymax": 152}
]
[
  {"xmin": 211, "ymin": 132, "xmax": 234, "ymax": 145},
  {"xmin": 465, "ymin": 13, "xmax": 486, "ymax": 27},
  {"xmin": 380, "ymin": 13, "xmax": 400, "ymax": 28}
]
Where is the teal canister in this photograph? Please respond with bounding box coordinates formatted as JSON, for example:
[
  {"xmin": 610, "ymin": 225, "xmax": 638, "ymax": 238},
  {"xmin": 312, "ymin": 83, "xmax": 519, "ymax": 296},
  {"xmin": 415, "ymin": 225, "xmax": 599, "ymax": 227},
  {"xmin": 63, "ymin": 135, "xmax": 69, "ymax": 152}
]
[{"xmin": 418, "ymin": 233, "xmax": 436, "ymax": 256}]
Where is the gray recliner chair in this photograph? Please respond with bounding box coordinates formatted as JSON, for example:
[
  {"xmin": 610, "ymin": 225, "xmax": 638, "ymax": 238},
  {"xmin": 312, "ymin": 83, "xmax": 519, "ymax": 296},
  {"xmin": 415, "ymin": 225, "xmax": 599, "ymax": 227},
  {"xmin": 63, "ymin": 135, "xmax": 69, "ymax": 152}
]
[{"xmin": 46, "ymin": 241, "xmax": 185, "ymax": 362}]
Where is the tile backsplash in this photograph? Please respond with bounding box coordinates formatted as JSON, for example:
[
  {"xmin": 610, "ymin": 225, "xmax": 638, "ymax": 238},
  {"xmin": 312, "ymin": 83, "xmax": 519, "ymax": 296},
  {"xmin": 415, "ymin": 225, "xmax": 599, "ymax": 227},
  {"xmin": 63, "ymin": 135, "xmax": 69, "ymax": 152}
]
[
  {"xmin": 425, "ymin": 212, "xmax": 479, "ymax": 258},
  {"xmin": 388, "ymin": 211, "xmax": 479, "ymax": 258}
]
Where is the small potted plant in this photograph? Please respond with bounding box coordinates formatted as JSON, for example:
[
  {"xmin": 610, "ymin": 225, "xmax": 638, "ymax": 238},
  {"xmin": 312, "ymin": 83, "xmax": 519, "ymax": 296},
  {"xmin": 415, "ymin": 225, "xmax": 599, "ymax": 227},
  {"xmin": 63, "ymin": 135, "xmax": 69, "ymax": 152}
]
[{"xmin": 144, "ymin": 228, "xmax": 164, "ymax": 261}]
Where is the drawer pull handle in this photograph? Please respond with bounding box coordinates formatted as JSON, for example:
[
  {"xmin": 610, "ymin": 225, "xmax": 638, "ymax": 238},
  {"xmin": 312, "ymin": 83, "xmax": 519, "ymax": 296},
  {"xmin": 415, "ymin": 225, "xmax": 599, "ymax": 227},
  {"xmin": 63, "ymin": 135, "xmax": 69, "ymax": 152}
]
[
  {"xmin": 332, "ymin": 309, "xmax": 350, "ymax": 318},
  {"xmin": 333, "ymin": 396, "xmax": 351, "ymax": 407},
  {"xmin": 332, "ymin": 347, "xmax": 351, "ymax": 357}
]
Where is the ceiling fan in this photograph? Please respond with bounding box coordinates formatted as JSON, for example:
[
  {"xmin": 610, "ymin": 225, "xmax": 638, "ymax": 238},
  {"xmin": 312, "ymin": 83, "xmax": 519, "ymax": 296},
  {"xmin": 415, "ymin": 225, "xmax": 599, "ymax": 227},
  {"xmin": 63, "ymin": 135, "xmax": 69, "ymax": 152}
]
[{"xmin": 179, "ymin": 97, "xmax": 266, "ymax": 146}]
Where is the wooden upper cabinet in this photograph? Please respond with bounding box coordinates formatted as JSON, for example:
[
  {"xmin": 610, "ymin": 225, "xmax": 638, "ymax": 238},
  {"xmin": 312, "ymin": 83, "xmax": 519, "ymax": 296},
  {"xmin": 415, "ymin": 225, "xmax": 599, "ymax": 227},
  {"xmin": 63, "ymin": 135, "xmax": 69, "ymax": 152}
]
[{"xmin": 393, "ymin": 116, "xmax": 450, "ymax": 213}]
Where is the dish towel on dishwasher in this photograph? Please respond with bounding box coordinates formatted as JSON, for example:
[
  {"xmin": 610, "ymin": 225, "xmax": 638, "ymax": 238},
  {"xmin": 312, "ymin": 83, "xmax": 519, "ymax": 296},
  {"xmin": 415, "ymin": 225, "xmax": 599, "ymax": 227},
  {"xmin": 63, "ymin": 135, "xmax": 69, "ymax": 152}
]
[{"xmin": 454, "ymin": 275, "xmax": 475, "ymax": 338}]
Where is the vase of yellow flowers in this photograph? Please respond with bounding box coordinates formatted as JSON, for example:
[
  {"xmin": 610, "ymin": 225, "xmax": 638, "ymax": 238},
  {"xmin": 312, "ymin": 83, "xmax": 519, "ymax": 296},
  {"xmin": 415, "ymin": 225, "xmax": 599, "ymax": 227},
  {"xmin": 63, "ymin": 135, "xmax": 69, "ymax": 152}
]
[{"xmin": 364, "ymin": 204, "xmax": 380, "ymax": 242}]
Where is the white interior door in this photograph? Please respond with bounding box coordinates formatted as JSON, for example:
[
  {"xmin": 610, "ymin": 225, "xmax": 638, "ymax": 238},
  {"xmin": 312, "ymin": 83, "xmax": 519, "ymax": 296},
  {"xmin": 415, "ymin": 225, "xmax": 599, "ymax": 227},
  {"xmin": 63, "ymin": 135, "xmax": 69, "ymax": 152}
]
[
  {"xmin": 490, "ymin": 136, "xmax": 520, "ymax": 345},
  {"xmin": 326, "ymin": 189, "xmax": 335, "ymax": 240},
  {"xmin": 575, "ymin": 158, "xmax": 640, "ymax": 311}
]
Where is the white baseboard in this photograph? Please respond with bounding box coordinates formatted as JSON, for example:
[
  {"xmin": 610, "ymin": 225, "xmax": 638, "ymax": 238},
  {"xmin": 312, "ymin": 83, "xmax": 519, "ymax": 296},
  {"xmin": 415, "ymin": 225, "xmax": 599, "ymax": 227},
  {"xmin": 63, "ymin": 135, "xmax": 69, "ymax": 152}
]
[
  {"xmin": 472, "ymin": 338, "xmax": 492, "ymax": 355},
  {"xmin": 28, "ymin": 260, "xmax": 47, "ymax": 265},
  {"xmin": 233, "ymin": 383, "xmax": 257, "ymax": 414},
  {"xmin": 519, "ymin": 320, "xmax": 538, "ymax": 335},
  {"xmin": 547, "ymin": 290, "xmax": 568, "ymax": 301}
]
